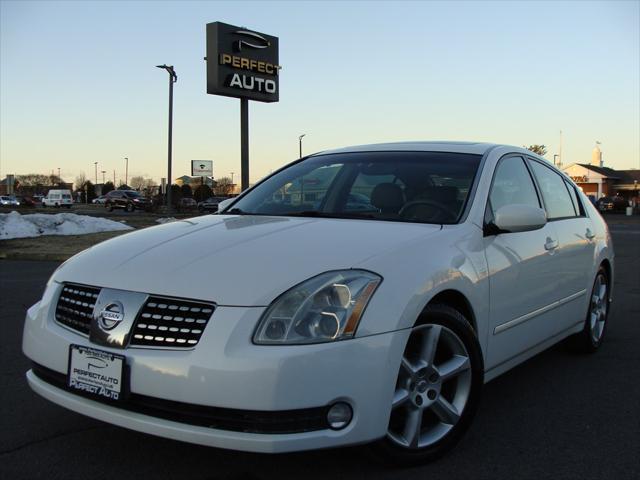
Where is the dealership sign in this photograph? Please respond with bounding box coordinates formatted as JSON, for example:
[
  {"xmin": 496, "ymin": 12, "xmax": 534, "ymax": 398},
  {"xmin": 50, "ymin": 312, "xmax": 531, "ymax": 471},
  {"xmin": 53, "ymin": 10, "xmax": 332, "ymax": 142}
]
[
  {"xmin": 191, "ymin": 160, "xmax": 213, "ymax": 177},
  {"xmin": 206, "ymin": 22, "xmax": 280, "ymax": 103}
]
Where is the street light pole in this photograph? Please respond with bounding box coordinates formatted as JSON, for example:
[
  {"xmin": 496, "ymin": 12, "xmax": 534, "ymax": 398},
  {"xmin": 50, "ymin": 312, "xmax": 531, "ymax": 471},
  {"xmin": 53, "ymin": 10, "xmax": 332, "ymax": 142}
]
[
  {"xmin": 124, "ymin": 157, "xmax": 129, "ymax": 186},
  {"xmin": 230, "ymin": 172, "xmax": 234, "ymax": 189},
  {"xmin": 553, "ymin": 154, "xmax": 559, "ymax": 166},
  {"xmin": 156, "ymin": 64, "xmax": 177, "ymax": 209},
  {"xmin": 101, "ymin": 170, "xmax": 106, "ymax": 184},
  {"xmin": 299, "ymin": 134, "xmax": 306, "ymax": 159},
  {"xmin": 94, "ymin": 162, "xmax": 98, "ymax": 184}
]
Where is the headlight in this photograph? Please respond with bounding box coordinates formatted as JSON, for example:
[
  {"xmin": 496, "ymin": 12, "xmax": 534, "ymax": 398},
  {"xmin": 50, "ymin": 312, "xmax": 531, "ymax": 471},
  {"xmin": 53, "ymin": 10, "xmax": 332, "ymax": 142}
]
[{"xmin": 253, "ymin": 270, "xmax": 381, "ymax": 345}]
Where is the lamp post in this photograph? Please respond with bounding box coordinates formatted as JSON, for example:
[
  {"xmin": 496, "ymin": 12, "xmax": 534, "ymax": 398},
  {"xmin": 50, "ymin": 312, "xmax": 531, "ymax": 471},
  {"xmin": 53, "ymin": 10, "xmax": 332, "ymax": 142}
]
[
  {"xmin": 156, "ymin": 64, "xmax": 177, "ymax": 209},
  {"xmin": 124, "ymin": 157, "xmax": 129, "ymax": 186},
  {"xmin": 101, "ymin": 170, "xmax": 106, "ymax": 184},
  {"xmin": 298, "ymin": 134, "xmax": 306, "ymax": 159},
  {"xmin": 57, "ymin": 167, "xmax": 61, "ymax": 181},
  {"xmin": 553, "ymin": 154, "xmax": 559, "ymax": 166},
  {"xmin": 94, "ymin": 162, "xmax": 98, "ymax": 184},
  {"xmin": 230, "ymin": 172, "xmax": 235, "ymax": 192}
]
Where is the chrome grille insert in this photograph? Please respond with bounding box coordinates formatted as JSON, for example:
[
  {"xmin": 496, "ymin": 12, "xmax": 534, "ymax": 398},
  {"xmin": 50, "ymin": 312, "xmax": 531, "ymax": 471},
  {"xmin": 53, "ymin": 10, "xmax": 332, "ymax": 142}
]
[
  {"xmin": 55, "ymin": 284, "xmax": 101, "ymax": 335},
  {"xmin": 130, "ymin": 296, "xmax": 214, "ymax": 348}
]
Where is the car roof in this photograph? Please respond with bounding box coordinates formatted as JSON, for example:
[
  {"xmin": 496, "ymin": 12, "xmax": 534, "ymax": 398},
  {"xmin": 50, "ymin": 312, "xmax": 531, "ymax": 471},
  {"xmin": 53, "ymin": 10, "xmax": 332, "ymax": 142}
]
[{"xmin": 312, "ymin": 141, "xmax": 498, "ymax": 156}]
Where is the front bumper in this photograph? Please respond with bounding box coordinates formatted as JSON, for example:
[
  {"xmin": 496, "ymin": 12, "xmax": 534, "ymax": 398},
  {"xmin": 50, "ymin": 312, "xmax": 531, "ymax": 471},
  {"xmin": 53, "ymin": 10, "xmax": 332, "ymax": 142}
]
[{"xmin": 22, "ymin": 286, "xmax": 409, "ymax": 453}]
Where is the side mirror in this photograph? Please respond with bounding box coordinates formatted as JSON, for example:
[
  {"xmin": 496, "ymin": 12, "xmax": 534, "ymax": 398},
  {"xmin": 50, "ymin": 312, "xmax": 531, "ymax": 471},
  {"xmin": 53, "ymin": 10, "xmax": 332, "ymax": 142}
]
[
  {"xmin": 493, "ymin": 204, "xmax": 547, "ymax": 233},
  {"xmin": 217, "ymin": 198, "xmax": 234, "ymax": 213}
]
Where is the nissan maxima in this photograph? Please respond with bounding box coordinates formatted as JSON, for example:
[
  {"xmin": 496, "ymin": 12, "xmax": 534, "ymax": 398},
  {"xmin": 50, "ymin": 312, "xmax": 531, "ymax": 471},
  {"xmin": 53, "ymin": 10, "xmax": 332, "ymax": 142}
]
[{"xmin": 23, "ymin": 142, "xmax": 614, "ymax": 464}]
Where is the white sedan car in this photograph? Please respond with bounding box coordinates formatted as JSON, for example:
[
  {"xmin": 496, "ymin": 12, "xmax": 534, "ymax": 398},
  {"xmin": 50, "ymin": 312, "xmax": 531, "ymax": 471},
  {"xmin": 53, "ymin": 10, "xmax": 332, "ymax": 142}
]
[{"xmin": 23, "ymin": 142, "xmax": 614, "ymax": 464}]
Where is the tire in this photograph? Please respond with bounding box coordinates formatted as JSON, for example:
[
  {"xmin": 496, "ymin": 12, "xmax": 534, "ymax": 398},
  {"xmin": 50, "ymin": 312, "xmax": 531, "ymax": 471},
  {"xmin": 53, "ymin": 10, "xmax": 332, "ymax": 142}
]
[
  {"xmin": 106, "ymin": 203, "xmax": 113, "ymax": 212},
  {"xmin": 371, "ymin": 304, "xmax": 484, "ymax": 465},
  {"xmin": 567, "ymin": 266, "xmax": 610, "ymax": 353},
  {"xmin": 125, "ymin": 203, "xmax": 134, "ymax": 212}
]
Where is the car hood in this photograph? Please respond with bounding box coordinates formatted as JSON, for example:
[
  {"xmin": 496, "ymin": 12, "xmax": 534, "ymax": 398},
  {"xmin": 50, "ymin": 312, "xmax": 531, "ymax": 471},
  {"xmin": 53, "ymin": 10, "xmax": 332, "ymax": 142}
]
[{"xmin": 53, "ymin": 214, "xmax": 442, "ymax": 306}]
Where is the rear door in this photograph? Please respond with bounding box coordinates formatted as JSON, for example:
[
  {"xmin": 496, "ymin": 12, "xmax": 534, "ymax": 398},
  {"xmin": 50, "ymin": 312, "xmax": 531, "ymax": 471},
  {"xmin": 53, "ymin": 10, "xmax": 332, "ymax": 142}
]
[
  {"xmin": 527, "ymin": 159, "xmax": 596, "ymax": 330},
  {"xmin": 484, "ymin": 156, "xmax": 562, "ymax": 369}
]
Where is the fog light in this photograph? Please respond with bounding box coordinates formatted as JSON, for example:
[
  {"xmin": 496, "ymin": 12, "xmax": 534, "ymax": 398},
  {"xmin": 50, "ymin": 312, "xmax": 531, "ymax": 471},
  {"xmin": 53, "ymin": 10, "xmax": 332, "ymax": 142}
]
[{"xmin": 327, "ymin": 402, "xmax": 352, "ymax": 430}]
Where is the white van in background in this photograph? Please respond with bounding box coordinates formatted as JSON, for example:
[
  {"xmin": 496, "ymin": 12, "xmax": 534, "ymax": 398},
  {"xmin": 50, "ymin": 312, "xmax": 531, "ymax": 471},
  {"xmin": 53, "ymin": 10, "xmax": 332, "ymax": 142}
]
[{"xmin": 43, "ymin": 189, "xmax": 73, "ymax": 208}]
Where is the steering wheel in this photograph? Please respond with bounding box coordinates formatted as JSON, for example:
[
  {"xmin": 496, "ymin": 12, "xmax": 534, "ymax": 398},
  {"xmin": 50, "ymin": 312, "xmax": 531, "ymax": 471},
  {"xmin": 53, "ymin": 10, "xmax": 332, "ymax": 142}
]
[{"xmin": 399, "ymin": 200, "xmax": 458, "ymax": 222}]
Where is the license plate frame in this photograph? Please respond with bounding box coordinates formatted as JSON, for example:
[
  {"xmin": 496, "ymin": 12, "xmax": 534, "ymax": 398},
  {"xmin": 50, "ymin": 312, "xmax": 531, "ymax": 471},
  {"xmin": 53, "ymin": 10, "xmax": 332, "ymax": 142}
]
[{"xmin": 67, "ymin": 345, "xmax": 127, "ymax": 402}]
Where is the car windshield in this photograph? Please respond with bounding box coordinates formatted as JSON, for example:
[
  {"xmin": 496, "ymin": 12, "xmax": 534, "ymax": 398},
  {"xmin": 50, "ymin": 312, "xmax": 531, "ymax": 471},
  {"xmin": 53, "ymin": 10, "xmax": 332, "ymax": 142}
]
[
  {"xmin": 125, "ymin": 191, "xmax": 141, "ymax": 198},
  {"xmin": 229, "ymin": 151, "xmax": 482, "ymax": 224}
]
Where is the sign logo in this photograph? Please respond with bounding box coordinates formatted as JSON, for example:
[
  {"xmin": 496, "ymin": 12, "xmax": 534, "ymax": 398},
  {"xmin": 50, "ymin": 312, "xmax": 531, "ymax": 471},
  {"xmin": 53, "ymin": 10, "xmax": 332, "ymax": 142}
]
[
  {"xmin": 234, "ymin": 30, "xmax": 271, "ymax": 51},
  {"xmin": 191, "ymin": 160, "xmax": 213, "ymax": 177},
  {"xmin": 206, "ymin": 21, "xmax": 280, "ymax": 103},
  {"xmin": 99, "ymin": 302, "xmax": 124, "ymax": 331}
]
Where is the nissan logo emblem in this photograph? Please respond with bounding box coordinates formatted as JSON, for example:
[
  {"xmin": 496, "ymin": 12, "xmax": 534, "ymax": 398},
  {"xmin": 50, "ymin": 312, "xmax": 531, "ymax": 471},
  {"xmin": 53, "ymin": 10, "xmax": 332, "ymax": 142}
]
[{"xmin": 99, "ymin": 302, "xmax": 124, "ymax": 330}]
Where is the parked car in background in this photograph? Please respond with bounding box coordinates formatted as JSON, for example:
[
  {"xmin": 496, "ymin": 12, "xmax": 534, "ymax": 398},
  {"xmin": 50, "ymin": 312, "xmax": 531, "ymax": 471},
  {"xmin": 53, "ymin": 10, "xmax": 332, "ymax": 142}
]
[
  {"xmin": 15, "ymin": 195, "xmax": 36, "ymax": 207},
  {"xmin": 23, "ymin": 142, "xmax": 614, "ymax": 465},
  {"xmin": 42, "ymin": 190, "xmax": 73, "ymax": 208},
  {"xmin": 105, "ymin": 190, "xmax": 151, "ymax": 212},
  {"xmin": 197, "ymin": 196, "xmax": 228, "ymax": 213},
  {"xmin": 92, "ymin": 195, "xmax": 107, "ymax": 205},
  {"xmin": 177, "ymin": 197, "xmax": 198, "ymax": 212},
  {"xmin": 596, "ymin": 196, "xmax": 627, "ymax": 212},
  {"xmin": 0, "ymin": 195, "xmax": 20, "ymax": 206}
]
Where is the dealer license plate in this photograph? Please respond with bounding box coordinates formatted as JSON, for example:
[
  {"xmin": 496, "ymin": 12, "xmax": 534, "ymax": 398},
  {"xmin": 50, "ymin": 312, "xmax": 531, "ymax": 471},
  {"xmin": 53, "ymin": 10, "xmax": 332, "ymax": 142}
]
[{"xmin": 68, "ymin": 345, "xmax": 125, "ymax": 401}]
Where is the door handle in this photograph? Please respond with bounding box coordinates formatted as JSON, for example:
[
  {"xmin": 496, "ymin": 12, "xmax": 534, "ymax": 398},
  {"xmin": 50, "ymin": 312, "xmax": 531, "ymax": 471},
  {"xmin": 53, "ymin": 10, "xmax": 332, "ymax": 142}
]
[
  {"xmin": 544, "ymin": 238, "xmax": 559, "ymax": 251},
  {"xmin": 586, "ymin": 229, "xmax": 596, "ymax": 240}
]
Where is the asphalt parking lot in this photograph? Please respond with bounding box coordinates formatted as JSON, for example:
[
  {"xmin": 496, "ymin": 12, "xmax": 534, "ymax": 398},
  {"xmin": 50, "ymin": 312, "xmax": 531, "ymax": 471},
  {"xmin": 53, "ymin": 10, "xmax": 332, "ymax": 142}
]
[{"xmin": 1, "ymin": 218, "xmax": 639, "ymax": 480}]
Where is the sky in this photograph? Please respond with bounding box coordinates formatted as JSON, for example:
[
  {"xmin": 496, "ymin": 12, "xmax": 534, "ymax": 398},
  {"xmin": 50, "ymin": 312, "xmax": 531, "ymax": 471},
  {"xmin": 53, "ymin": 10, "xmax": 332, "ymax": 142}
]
[{"xmin": 1, "ymin": 0, "xmax": 639, "ymax": 186}]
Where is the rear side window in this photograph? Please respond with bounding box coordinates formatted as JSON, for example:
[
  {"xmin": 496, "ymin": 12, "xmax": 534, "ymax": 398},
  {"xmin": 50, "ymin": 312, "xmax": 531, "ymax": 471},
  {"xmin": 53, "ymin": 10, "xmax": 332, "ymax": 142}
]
[
  {"xmin": 489, "ymin": 157, "xmax": 540, "ymax": 213},
  {"xmin": 528, "ymin": 160, "xmax": 576, "ymax": 219},
  {"xmin": 564, "ymin": 180, "xmax": 584, "ymax": 216}
]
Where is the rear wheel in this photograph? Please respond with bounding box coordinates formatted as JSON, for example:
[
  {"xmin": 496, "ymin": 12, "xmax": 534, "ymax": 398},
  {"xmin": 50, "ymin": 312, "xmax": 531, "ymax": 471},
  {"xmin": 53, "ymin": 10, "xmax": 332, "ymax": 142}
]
[
  {"xmin": 125, "ymin": 203, "xmax": 134, "ymax": 212},
  {"xmin": 372, "ymin": 304, "xmax": 483, "ymax": 465},
  {"xmin": 568, "ymin": 266, "xmax": 610, "ymax": 353}
]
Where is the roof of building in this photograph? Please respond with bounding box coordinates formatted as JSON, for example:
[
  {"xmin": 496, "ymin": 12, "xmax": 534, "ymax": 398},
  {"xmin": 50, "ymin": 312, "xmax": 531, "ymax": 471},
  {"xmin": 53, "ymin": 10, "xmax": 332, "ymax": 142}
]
[{"xmin": 575, "ymin": 164, "xmax": 621, "ymax": 178}]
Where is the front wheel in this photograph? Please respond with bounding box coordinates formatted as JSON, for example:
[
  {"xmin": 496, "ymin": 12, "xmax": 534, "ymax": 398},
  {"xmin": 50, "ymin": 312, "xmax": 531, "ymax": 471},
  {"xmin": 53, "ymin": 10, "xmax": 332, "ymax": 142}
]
[{"xmin": 372, "ymin": 304, "xmax": 484, "ymax": 465}]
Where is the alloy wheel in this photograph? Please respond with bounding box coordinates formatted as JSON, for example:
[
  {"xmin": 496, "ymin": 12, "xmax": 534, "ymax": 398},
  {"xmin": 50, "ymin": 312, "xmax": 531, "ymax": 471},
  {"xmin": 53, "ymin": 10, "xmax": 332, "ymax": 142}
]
[
  {"xmin": 589, "ymin": 273, "xmax": 608, "ymax": 343},
  {"xmin": 387, "ymin": 324, "xmax": 472, "ymax": 449}
]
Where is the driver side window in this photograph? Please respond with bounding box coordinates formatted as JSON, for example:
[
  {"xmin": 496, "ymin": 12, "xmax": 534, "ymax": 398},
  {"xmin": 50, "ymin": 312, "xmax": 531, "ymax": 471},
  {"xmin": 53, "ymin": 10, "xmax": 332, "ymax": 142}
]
[{"xmin": 489, "ymin": 157, "xmax": 540, "ymax": 214}]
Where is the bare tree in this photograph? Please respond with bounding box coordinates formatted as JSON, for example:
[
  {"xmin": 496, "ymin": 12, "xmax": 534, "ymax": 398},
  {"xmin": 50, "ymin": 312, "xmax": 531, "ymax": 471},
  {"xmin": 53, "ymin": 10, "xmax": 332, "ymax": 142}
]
[
  {"xmin": 75, "ymin": 173, "xmax": 87, "ymax": 191},
  {"xmin": 215, "ymin": 177, "xmax": 234, "ymax": 196},
  {"xmin": 129, "ymin": 176, "xmax": 146, "ymax": 191},
  {"xmin": 525, "ymin": 145, "xmax": 547, "ymax": 156}
]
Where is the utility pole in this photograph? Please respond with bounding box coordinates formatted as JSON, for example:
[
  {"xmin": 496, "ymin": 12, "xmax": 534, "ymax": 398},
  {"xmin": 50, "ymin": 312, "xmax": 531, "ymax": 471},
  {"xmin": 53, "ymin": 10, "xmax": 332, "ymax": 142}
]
[
  {"xmin": 124, "ymin": 157, "xmax": 129, "ymax": 186},
  {"xmin": 101, "ymin": 171, "xmax": 106, "ymax": 184},
  {"xmin": 94, "ymin": 162, "xmax": 98, "ymax": 184},
  {"xmin": 156, "ymin": 65, "xmax": 177, "ymax": 209},
  {"xmin": 299, "ymin": 134, "xmax": 306, "ymax": 158},
  {"xmin": 558, "ymin": 130, "xmax": 563, "ymax": 169}
]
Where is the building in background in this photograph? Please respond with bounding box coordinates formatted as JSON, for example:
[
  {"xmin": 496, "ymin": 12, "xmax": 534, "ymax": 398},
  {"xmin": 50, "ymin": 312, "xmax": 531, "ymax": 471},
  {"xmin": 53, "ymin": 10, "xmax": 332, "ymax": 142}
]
[{"xmin": 563, "ymin": 144, "xmax": 640, "ymax": 202}]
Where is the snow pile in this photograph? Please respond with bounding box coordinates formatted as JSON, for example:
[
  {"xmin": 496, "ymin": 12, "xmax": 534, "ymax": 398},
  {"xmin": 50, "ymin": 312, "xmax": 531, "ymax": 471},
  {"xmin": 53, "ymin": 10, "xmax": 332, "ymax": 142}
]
[
  {"xmin": 0, "ymin": 211, "xmax": 133, "ymax": 240},
  {"xmin": 156, "ymin": 217, "xmax": 177, "ymax": 224}
]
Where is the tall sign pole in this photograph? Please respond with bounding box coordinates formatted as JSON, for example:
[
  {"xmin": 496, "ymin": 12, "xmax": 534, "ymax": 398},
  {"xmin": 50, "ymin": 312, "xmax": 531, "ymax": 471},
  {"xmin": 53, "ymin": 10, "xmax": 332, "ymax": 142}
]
[
  {"xmin": 241, "ymin": 98, "xmax": 249, "ymax": 191},
  {"xmin": 206, "ymin": 22, "xmax": 280, "ymax": 193}
]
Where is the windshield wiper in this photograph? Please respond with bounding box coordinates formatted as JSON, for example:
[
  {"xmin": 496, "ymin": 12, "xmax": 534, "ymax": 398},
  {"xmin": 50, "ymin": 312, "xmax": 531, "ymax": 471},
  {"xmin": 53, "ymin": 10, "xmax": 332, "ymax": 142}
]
[
  {"xmin": 226, "ymin": 207, "xmax": 248, "ymax": 215},
  {"xmin": 281, "ymin": 211, "xmax": 377, "ymax": 220}
]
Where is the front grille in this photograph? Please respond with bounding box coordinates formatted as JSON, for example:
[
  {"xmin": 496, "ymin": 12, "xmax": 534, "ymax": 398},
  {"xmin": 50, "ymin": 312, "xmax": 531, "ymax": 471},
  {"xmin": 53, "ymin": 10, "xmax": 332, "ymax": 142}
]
[
  {"xmin": 55, "ymin": 284, "xmax": 100, "ymax": 334},
  {"xmin": 130, "ymin": 297, "xmax": 215, "ymax": 348},
  {"xmin": 32, "ymin": 363, "xmax": 329, "ymax": 434}
]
